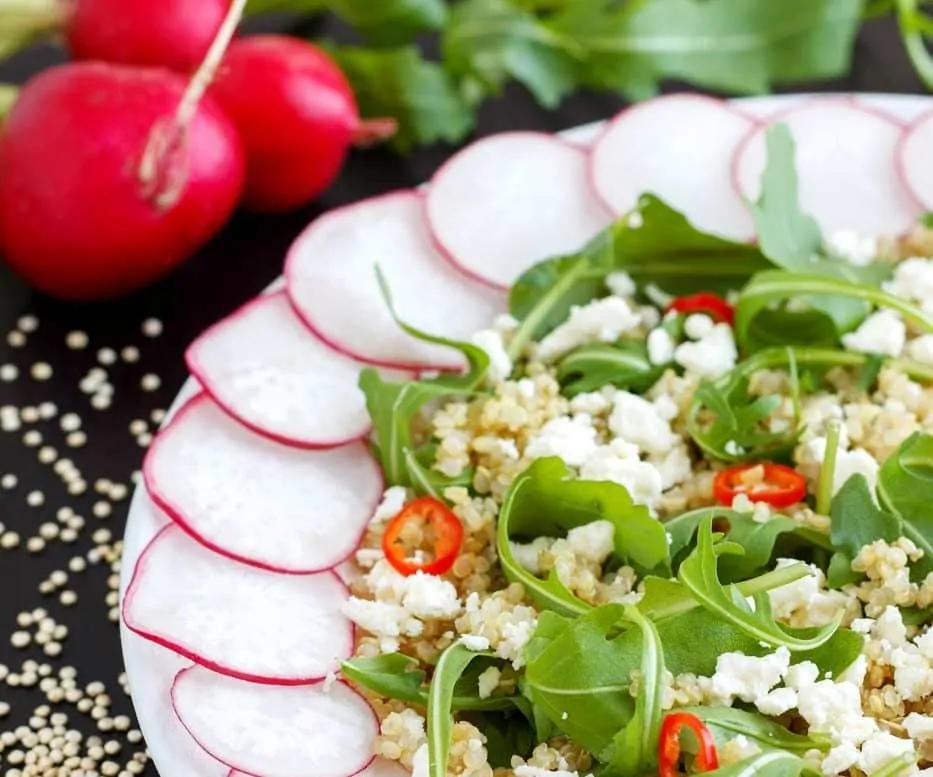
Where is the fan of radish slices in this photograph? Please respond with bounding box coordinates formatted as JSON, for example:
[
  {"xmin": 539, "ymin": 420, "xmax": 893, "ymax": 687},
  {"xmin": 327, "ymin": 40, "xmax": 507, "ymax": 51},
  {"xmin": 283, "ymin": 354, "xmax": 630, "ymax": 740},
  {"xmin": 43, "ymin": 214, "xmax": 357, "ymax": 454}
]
[{"xmin": 119, "ymin": 93, "xmax": 933, "ymax": 777}]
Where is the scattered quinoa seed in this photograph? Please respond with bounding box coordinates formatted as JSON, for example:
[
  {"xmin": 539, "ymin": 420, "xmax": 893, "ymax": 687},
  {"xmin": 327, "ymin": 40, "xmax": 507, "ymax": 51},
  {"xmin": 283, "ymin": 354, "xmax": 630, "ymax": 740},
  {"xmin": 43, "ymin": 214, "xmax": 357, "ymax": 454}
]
[{"xmin": 30, "ymin": 362, "xmax": 53, "ymax": 381}]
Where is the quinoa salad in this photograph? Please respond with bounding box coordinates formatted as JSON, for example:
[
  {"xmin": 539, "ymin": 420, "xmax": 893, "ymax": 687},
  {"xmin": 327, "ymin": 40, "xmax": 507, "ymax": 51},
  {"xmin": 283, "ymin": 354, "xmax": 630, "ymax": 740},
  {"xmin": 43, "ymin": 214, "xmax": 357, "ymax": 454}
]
[{"xmin": 335, "ymin": 123, "xmax": 933, "ymax": 777}]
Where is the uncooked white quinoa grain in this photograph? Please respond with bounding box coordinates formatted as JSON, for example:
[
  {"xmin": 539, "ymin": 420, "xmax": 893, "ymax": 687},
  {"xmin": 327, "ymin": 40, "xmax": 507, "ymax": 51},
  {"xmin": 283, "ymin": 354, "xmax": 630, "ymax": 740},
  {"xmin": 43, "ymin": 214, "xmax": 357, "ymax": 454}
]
[
  {"xmin": 65, "ymin": 330, "xmax": 89, "ymax": 349},
  {"xmin": 30, "ymin": 362, "xmax": 52, "ymax": 381},
  {"xmin": 139, "ymin": 374, "xmax": 160, "ymax": 392},
  {"xmin": 141, "ymin": 318, "xmax": 162, "ymax": 337}
]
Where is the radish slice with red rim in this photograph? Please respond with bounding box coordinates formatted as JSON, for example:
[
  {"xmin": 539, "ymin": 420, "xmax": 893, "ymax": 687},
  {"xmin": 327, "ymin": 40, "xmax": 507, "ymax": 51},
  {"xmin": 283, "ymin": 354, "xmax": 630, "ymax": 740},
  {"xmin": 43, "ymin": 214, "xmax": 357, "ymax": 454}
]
[
  {"xmin": 733, "ymin": 102, "xmax": 917, "ymax": 236},
  {"xmin": 590, "ymin": 95, "xmax": 756, "ymax": 240},
  {"xmin": 172, "ymin": 666, "xmax": 378, "ymax": 777},
  {"xmin": 227, "ymin": 760, "xmax": 406, "ymax": 777},
  {"xmin": 187, "ymin": 292, "xmax": 405, "ymax": 449},
  {"xmin": 897, "ymin": 108, "xmax": 933, "ymax": 211},
  {"xmin": 123, "ymin": 525, "xmax": 353, "ymax": 684},
  {"xmin": 425, "ymin": 132, "xmax": 611, "ymax": 290},
  {"xmin": 143, "ymin": 393, "xmax": 383, "ymax": 574},
  {"xmin": 285, "ymin": 191, "xmax": 506, "ymax": 372}
]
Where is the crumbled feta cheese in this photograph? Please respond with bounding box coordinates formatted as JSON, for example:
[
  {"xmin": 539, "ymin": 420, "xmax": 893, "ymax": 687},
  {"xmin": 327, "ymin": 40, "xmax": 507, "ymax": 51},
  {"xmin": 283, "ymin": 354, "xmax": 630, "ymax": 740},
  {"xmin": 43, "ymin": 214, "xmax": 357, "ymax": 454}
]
[
  {"xmin": 890, "ymin": 645, "xmax": 933, "ymax": 701},
  {"xmin": 525, "ymin": 415, "xmax": 600, "ymax": 467},
  {"xmin": 493, "ymin": 314, "xmax": 519, "ymax": 334},
  {"xmin": 709, "ymin": 648, "xmax": 791, "ymax": 705},
  {"xmin": 458, "ymin": 591, "xmax": 538, "ymax": 669},
  {"xmin": 841, "ymin": 309, "xmax": 906, "ymax": 357},
  {"xmin": 905, "ymin": 334, "xmax": 933, "ymax": 365},
  {"xmin": 402, "ymin": 573, "xmax": 463, "ymax": 620},
  {"xmin": 647, "ymin": 328, "xmax": 675, "ymax": 365},
  {"xmin": 411, "ymin": 744, "xmax": 429, "ymax": 777},
  {"xmin": 606, "ymin": 271, "xmax": 636, "ymax": 298},
  {"xmin": 858, "ymin": 732, "xmax": 915, "ymax": 774},
  {"xmin": 342, "ymin": 598, "xmax": 422, "ymax": 653},
  {"xmin": 566, "ymin": 520, "xmax": 615, "ymax": 565},
  {"xmin": 477, "ymin": 666, "xmax": 501, "ymax": 699},
  {"xmin": 832, "ymin": 448, "xmax": 880, "ymax": 496},
  {"xmin": 821, "ymin": 743, "xmax": 860, "ymax": 776},
  {"xmin": 905, "ymin": 713, "xmax": 933, "ymax": 740},
  {"xmin": 579, "ymin": 446, "xmax": 663, "ymax": 507},
  {"xmin": 839, "ymin": 654, "xmax": 868, "ymax": 687},
  {"xmin": 370, "ymin": 486, "xmax": 408, "ymax": 525},
  {"xmin": 652, "ymin": 444, "xmax": 693, "ymax": 490},
  {"xmin": 684, "ymin": 313, "xmax": 715, "ymax": 341},
  {"xmin": 768, "ymin": 559, "xmax": 850, "ymax": 628},
  {"xmin": 569, "ymin": 390, "xmax": 613, "ymax": 417},
  {"xmin": 608, "ymin": 391, "xmax": 679, "ymax": 455},
  {"xmin": 461, "ymin": 634, "xmax": 491, "ymax": 652},
  {"xmin": 509, "ymin": 537, "xmax": 554, "ymax": 575},
  {"xmin": 537, "ymin": 297, "xmax": 642, "ymax": 362},
  {"xmin": 719, "ymin": 735, "xmax": 762, "ymax": 765},
  {"xmin": 796, "ymin": 679, "xmax": 877, "ymax": 745},
  {"xmin": 875, "ymin": 605, "xmax": 908, "ymax": 647},
  {"xmin": 514, "ymin": 767, "xmax": 581, "ymax": 777},
  {"xmin": 825, "ymin": 230, "xmax": 878, "ymax": 267},
  {"xmin": 674, "ymin": 323, "xmax": 738, "ymax": 379},
  {"xmin": 884, "ymin": 257, "xmax": 933, "ymax": 312},
  {"xmin": 783, "ymin": 661, "xmax": 820, "ymax": 691},
  {"xmin": 640, "ymin": 306, "xmax": 662, "ymax": 328},
  {"xmin": 755, "ymin": 686, "xmax": 798, "ymax": 716},
  {"xmin": 472, "ymin": 329, "xmax": 513, "ymax": 383}
]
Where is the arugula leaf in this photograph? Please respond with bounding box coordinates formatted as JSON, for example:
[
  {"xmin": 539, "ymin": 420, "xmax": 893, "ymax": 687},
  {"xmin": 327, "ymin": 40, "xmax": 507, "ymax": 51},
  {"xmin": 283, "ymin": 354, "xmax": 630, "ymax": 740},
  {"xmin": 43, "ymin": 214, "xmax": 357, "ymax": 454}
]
[
  {"xmin": 877, "ymin": 432, "xmax": 933, "ymax": 577},
  {"xmin": 735, "ymin": 270, "xmax": 931, "ymax": 352},
  {"xmin": 360, "ymin": 271, "xmax": 489, "ymax": 489},
  {"xmin": 677, "ymin": 520, "xmax": 842, "ymax": 651},
  {"xmin": 556, "ymin": 340, "xmax": 665, "ymax": 397},
  {"xmin": 683, "ymin": 707, "xmax": 830, "ymax": 753},
  {"xmin": 698, "ymin": 751, "xmax": 821, "ymax": 777},
  {"xmin": 497, "ymin": 457, "xmax": 670, "ymax": 614},
  {"xmin": 442, "ymin": 0, "xmax": 576, "ymax": 107},
  {"xmin": 341, "ymin": 653, "xmax": 521, "ymax": 712},
  {"xmin": 871, "ymin": 753, "xmax": 919, "ymax": 777},
  {"xmin": 508, "ymin": 195, "xmax": 769, "ymax": 357},
  {"xmin": 427, "ymin": 644, "xmax": 486, "ymax": 777},
  {"xmin": 596, "ymin": 606, "xmax": 665, "ymax": 776},
  {"xmin": 323, "ymin": 45, "xmax": 473, "ymax": 153},
  {"xmin": 830, "ymin": 475, "xmax": 901, "ymax": 560},
  {"xmin": 547, "ymin": 0, "xmax": 863, "ymax": 99},
  {"xmin": 665, "ymin": 507, "xmax": 831, "ymax": 581}
]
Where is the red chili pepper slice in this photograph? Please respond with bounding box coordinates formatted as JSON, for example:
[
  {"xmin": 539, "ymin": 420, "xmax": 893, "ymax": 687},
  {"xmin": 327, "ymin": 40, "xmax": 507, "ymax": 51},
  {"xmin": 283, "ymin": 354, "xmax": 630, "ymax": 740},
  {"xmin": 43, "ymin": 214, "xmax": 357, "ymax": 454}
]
[
  {"xmin": 713, "ymin": 462, "xmax": 807, "ymax": 509},
  {"xmin": 658, "ymin": 711, "xmax": 720, "ymax": 777},
  {"xmin": 381, "ymin": 496, "xmax": 464, "ymax": 576},
  {"xmin": 665, "ymin": 293, "xmax": 735, "ymax": 326}
]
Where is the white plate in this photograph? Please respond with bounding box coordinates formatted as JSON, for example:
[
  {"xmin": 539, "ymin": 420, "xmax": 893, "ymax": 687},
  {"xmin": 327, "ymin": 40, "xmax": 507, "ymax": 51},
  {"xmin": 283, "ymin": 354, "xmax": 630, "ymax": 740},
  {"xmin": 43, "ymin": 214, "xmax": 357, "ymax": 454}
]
[{"xmin": 118, "ymin": 92, "xmax": 933, "ymax": 777}]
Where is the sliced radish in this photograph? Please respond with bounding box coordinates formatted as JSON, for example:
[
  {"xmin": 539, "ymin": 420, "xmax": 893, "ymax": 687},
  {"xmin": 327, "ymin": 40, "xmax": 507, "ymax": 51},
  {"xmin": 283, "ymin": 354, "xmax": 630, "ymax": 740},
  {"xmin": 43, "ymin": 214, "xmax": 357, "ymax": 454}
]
[
  {"xmin": 425, "ymin": 132, "xmax": 611, "ymax": 290},
  {"xmin": 172, "ymin": 667, "xmax": 378, "ymax": 777},
  {"xmin": 228, "ymin": 762, "xmax": 406, "ymax": 777},
  {"xmin": 123, "ymin": 525, "xmax": 354, "ymax": 684},
  {"xmin": 590, "ymin": 95, "xmax": 756, "ymax": 240},
  {"xmin": 144, "ymin": 393, "xmax": 383, "ymax": 573},
  {"xmin": 734, "ymin": 102, "xmax": 918, "ymax": 235},
  {"xmin": 897, "ymin": 108, "xmax": 933, "ymax": 211},
  {"xmin": 285, "ymin": 191, "xmax": 506, "ymax": 372},
  {"xmin": 187, "ymin": 292, "xmax": 393, "ymax": 449}
]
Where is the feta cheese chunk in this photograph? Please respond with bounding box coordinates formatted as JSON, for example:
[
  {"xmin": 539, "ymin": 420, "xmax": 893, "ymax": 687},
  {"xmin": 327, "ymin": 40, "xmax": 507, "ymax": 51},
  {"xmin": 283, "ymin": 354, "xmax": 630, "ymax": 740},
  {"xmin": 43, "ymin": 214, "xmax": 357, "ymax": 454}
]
[
  {"xmin": 796, "ymin": 679, "xmax": 877, "ymax": 745},
  {"xmin": 709, "ymin": 647, "xmax": 791, "ymax": 705},
  {"xmin": 884, "ymin": 257, "xmax": 933, "ymax": 313},
  {"xmin": 471, "ymin": 328, "xmax": 513, "ymax": 383},
  {"xmin": 684, "ymin": 313, "xmax": 715, "ymax": 341},
  {"xmin": 608, "ymin": 391, "xmax": 679, "ymax": 456},
  {"xmin": 579, "ymin": 445, "xmax": 663, "ymax": 507},
  {"xmin": 825, "ymin": 230, "xmax": 878, "ymax": 267},
  {"xmin": 674, "ymin": 323, "xmax": 737, "ymax": 379},
  {"xmin": 536, "ymin": 297, "xmax": 642, "ymax": 362},
  {"xmin": 833, "ymin": 448, "xmax": 880, "ymax": 496},
  {"xmin": 370, "ymin": 486, "xmax": 408, "ymax": 525},
  {"xmin": 566, "ymin": 520, "xmax": 615, "ymax": 565},
  {"xmin": 605, "ymin": 271, "xmax": 636, "ymax": 298},
  {"xmin": 647, "ymin": 328, "xmax": 675, "ymax": 365},
  {"xmin": 858, "ymin": 732, "xmax": 915, "ymax": 774},
  {"xmin": 525, "ymin": 415, "xmax": 600, "ymax": 467},
  {"xmin": 841, "ymin": 309, "xmax": 906, "ymax": 357}
]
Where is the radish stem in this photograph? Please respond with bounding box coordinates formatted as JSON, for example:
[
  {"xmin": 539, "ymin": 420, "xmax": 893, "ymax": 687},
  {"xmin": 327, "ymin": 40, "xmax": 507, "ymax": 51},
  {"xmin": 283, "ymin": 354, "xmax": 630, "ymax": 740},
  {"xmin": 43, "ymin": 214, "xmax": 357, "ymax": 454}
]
[{"xmin": 138, "ymin": 0, "xmax": 246, "ymax": 209}]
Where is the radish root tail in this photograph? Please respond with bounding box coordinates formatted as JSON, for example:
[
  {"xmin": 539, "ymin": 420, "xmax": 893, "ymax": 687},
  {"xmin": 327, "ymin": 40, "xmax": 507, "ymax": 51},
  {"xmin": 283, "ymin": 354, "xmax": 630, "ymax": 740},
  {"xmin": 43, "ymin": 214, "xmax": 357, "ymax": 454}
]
[
  {"xmin": 138, "ymin": 0, "xmax": 246, "ymax": 210},
  {"xmin": 352, "ymin": 117, "xmax": 398, "ymax": 149}
]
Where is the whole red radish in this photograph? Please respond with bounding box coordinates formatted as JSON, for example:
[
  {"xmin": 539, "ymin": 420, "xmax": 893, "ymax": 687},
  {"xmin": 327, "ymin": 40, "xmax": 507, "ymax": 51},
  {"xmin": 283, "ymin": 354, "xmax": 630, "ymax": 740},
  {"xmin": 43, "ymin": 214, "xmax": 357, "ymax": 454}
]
[
  {"xmin": 0, "ymin": 62, "xmax": 245, "ymax": 300},
  {"xmin": 66, "ymin": 0, "xmax": 230, "ymax": 73},
  {"xmin": 209, "ymin": 35, "xmax": 395, "ymax": 213}
]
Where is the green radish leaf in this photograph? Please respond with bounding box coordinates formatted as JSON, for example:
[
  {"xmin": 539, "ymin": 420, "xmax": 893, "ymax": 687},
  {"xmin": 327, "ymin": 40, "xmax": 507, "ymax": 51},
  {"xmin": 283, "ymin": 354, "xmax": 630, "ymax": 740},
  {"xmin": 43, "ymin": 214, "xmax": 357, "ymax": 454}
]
[
  {"xmin": 597, "ymin": 606, "xmax": 665, "ymax": 777},
  {"xmin": 427, "ymin": 644, "xmax": 488, "ymax": 777},
  {"xmin": 323, "ymin": 45, "xmax": 473, "ymax": 153},
  {"xmin": 696, "ymin": 751, "xmax": 822, "ymax": 777},
  {"xmin": 329, "ymin": 0, "xmax": 446, "ymax": 45},
  {"xmin": 442, "ymin": 0, "xmax": 576, "ymax": 107},
  {"xmin": 556, "ymin": 340, "xmax": 665, "ymax": 397},
  {"xmin": 497, "ymin": 457, "xmax": 670, "ymax": 614},
  {"xmin": 877, "ymin": 432, "xmax": 933, "ymax": 577},
  {"xmin": 546, "ymin": 0, "xmax": 863, "ymax": 98},
  {"xmin": 359, "ymin": 269, "xmax": 489, "ymax": 489},
  {"xmin": 677, "ymin": 519, "xmax": 842, "ymax": 651},
  {"xmin": 682, "ymin": 707, "xmax": 830, "ymax": 753}
]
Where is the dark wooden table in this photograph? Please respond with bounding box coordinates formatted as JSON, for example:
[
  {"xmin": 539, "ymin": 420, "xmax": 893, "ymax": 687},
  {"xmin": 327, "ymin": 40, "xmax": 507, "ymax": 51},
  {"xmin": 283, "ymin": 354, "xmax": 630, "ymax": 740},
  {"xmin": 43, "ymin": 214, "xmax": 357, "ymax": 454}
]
[{"xmin": 0, "ymin": 12, "xmax": 923, "ymax": 777}]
